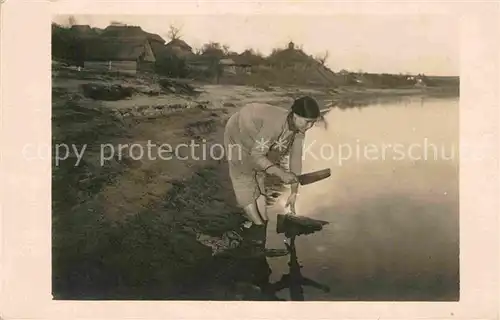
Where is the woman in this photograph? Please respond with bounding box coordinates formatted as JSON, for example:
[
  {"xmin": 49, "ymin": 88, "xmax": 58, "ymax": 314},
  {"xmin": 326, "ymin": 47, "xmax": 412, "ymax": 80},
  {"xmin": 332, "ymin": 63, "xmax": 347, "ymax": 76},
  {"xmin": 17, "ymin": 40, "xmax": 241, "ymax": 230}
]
[{"xmin": 223, "ymin": 96, "xmax": 323, "ymax": 248}]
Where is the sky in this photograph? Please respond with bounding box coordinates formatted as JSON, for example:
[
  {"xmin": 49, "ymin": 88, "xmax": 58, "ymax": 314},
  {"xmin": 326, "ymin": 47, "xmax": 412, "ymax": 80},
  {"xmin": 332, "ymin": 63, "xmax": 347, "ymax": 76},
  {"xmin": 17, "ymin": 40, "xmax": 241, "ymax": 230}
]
[{"xmin": 53, "ymin": 14, "xmax": 459, "ymax": 76}]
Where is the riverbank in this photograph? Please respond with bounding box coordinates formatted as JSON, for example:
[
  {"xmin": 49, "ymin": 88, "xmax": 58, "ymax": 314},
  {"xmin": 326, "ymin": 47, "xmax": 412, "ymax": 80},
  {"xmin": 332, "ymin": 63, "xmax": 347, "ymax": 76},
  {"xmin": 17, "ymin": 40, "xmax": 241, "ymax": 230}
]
[
  {"xmin": 53, "ymin": 68, "xmax": 459, "ymax": 115},
  {"xmin": 51, "ymin": 70, "xmax": 459, "ymax": 299}
]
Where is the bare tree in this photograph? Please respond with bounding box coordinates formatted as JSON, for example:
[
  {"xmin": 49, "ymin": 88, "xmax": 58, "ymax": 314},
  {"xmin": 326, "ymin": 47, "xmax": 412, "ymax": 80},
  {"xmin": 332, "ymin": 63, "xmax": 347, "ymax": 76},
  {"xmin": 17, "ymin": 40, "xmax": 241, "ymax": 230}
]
[
  {"xmin": 271, "ymin": 48, "xmax": 282, "ymax": 56},
  {"xmin": 194, "ymin": 47, "xmax": 202, "ymax": 55},
  {"xmin": 315, "ymin": 50, "xmax": 329, "ymax": 66},
  {"xmin": 222, "ymin": 44, "xmax": 230, "ymax": 56},
  {"xmin": 201, "ymin": 41, "xmax": 224, "ymax": 58},
  {"xmin": 243, "ymin": 48, "xmax": 252, "ymax": 54},
  {"xmin": 68, "ymin": 15, "xmax": 77, "ymax": 27},
  {"xmin": 168, "ymin": 24, "xmax": 182, "ymax": 40}
]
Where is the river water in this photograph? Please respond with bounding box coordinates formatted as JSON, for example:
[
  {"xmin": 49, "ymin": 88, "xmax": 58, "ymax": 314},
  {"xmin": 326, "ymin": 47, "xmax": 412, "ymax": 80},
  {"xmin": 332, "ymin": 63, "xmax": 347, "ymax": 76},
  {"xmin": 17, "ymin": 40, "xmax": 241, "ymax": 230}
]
[{"xmin": 266, "ymin": 96, "xmax": 459, "ymax": 301}]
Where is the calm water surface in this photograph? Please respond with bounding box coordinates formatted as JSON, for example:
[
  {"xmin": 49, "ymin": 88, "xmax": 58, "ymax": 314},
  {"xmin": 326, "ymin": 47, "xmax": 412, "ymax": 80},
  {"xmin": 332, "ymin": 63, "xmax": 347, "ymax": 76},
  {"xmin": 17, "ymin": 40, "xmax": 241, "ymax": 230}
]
[{"xmin": 266, "ymin": 96, "xmax": 459, "ymax": 301}]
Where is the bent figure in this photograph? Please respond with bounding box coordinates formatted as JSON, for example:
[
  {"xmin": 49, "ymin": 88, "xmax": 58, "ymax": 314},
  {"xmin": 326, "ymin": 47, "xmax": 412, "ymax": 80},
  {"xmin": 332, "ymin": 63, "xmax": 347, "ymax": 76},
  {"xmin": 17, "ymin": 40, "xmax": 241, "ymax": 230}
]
[{"xmin": 223, "ymin": 96, "xmax": 322, "ymax": 247}]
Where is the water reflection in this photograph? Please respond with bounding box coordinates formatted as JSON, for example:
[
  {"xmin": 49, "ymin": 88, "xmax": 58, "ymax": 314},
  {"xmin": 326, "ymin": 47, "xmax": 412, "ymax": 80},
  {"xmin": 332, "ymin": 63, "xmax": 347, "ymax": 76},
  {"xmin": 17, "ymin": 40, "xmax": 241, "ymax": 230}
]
[
  {"xmin": 210, "ymin": 225, "xmax": 331, "ymax": 300},
  {"xmin": 269, "ymin": 236, "xmax": 330, "ymax": 301},
  {"xmin": 323, "ymin": 90, "xmax": 456, "ymax": 111}
]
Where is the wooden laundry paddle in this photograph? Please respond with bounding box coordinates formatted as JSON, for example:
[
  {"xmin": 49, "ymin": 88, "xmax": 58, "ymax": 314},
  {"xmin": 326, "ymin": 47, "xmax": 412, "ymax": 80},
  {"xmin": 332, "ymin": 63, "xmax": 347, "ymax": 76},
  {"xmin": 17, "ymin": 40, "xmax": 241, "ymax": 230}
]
[{"xmin": 296, "ymin": 168, "xmax": 331, "ymax": 185}]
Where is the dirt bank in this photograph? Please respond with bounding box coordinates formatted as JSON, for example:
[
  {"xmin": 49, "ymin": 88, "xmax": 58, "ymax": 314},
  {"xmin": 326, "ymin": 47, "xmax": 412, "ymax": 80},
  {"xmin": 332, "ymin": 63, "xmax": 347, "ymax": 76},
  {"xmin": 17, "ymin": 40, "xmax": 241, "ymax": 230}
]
[
  {"xmin": 53, "ymin": 68, "xmax": 458, "ymax": 116},
  {"xmin": 52, "ymin": 76, "xmax": 287, "ymax": 300}
]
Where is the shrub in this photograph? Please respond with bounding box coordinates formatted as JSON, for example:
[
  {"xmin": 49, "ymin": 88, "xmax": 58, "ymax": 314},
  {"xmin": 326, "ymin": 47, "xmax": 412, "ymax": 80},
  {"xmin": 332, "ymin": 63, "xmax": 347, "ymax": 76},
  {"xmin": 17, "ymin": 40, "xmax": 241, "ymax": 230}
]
[{"xmin": 155, "ymin": 55, "xmax": 189, "ymax": 78}]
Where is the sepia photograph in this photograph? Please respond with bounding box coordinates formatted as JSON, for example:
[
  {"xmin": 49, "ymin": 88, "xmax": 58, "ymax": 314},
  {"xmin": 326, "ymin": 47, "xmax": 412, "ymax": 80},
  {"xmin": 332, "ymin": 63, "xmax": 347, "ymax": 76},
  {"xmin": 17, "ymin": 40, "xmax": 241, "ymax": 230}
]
[{"xmin": 50, "ymin": 13, "xmax": 460, "ymax": 302}]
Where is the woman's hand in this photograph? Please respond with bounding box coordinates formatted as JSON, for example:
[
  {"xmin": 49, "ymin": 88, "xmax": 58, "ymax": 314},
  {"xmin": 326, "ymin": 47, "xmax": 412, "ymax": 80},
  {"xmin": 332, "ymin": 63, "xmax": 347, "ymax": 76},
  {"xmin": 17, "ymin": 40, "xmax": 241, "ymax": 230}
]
[
  {"xmin": 266, "ymin": 166, "xmax": 298, "ymax": 184},
  {"xmin": 280, "ymin": 171, "xmax": 298, "ymax": 184},
  {"xmin": 285, "ymin": 192, "xmax": 298, "ymax": 215}
]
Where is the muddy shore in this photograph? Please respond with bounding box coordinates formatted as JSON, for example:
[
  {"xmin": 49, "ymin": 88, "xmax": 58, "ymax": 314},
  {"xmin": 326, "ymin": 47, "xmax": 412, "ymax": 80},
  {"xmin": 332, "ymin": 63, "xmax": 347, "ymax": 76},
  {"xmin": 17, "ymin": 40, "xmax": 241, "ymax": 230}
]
[{"xmin": 51, "ymin": 70, "xmax": 459, "ymax": 300}]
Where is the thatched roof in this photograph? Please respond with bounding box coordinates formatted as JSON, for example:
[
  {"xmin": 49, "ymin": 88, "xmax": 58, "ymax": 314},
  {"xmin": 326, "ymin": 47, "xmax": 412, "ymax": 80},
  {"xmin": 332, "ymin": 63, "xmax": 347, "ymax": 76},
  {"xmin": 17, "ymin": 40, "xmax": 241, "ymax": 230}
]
[
  {"xmin": 222, "ymin": 54, "xmax": 252, "ymax": 66},
  {"xmin": 84, "ymin": 25, "xmax": 169, "ymax": 61},
  {"xmin": 225, "ymin": 50, "xmax": 264, "ymax": 66},
  {"xmin": 85, "ymin": 38, "xmax": 149, "ymax": 61},
  {"xmin": 268, "ymin": 47, "xmax": 314, "ymax": 65},
  {"xmin": 100, "ymin": 25, "xmax": 165, "ymax": 44},
  {"xmin": 219, "ymin": 58, "xmax": 236, "ymax": 65},
  {"xmin": 145, "ymin": 31, "xmax": 165, "ymax": 44},
  {"xmin": 69, "ymin": 25, "xmax": 100, "ymax": 39},
  {"xmin": 165, "ymin": 38, "xmax": 192, "ymax": 51},
  {"xmin": 186, "ymin": 54, "xmax": 217, "ymax": 66},
  {"xmin": 149, "ymin": 41, "xmax": 172, "ymax": 60},
  {"xmin": 70, "ymin": 25, "xmax": 92, "ymax": 33},
  {"xmin": 238, "ymin": 50, "xmax": 266, "ymax": 65}
]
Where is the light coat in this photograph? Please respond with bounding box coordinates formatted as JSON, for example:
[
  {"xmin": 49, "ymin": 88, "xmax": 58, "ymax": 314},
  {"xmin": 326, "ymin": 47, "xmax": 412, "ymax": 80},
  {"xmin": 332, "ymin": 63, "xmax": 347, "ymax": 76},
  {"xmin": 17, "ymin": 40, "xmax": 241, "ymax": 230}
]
[{"xmin": 223, "ymin": 103, "xmax": 304, "ymax": 207}]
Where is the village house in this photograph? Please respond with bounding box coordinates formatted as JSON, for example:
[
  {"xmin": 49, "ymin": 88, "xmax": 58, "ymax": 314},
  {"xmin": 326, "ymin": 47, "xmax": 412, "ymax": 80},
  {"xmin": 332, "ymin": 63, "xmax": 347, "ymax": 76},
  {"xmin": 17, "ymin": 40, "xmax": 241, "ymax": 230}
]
[
  {"xmin": 52, "ymin": 24, "xmax": 103, "ymax": 69},
  {"xmin": 165, "ymin": 38, "xmax": 193, "ymax": 57},
  {"xmin": 84, "ymin": 38, "xmax": 157, "ymax": 74},
  {"xmin": 238, "ymin": 49, "xmax": 266, "ymax": 67},
  {"xmin": 219, "ymin": 58, "xmax": 237, "ymax": 74},
  {"xmin": 185, "ymin": 54, "xmax": 217, "ymax": 73},
  {"xmin": 268, "ymin": 41, "xmax": 315, "ymax": 70},
  {"xmin": 70, "ymin": 24, "xmax": 100, "ymax": 37},
  {"xmin": 415, "ymin": 75, "xmax": 428, "ymax": 87},
  {"xmin": 83, "ymin": 25, "xmax": 169, "ymax": 74},
  {"xmin": 406, "ymin": 74, "xmax": 428, "ymax": 87},
  {"xmin": 219, "ymin": 56, "xmax": 252, "ymax": 75},
  {"xmin": 184, "ymin": 51, "xmax": 252, "ymax": 82}
]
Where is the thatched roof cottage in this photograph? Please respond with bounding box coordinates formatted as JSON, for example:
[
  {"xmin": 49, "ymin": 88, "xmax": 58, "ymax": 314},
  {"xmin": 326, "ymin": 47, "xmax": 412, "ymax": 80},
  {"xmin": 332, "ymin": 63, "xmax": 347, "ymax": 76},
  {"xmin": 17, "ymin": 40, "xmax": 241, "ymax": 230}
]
[
  {"xmin": 220, "ymin": 55, "xmax": 252, "ymax": 75},
  {"xmin": 83, "ymin": 25, "xmax": 169, "ymax": 74},
  {"xmin": 85, "ymin": 38, "xmax": 157, "ymax": 74},
  {"xmin": 165, "ymin": 38, "xmax": 193, "ymax": 57},
  {"xmin": 268, "ymin": 41, "xmax": 319, "ymax": 69}
]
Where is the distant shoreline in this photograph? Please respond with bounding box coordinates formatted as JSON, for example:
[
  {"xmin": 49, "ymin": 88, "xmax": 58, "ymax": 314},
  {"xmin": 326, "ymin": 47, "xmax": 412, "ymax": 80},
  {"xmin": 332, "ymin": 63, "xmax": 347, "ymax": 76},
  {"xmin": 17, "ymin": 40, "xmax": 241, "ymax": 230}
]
[{"xmin": 321, "ymin": 85, "xmax": 459, "ymax": 109}]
